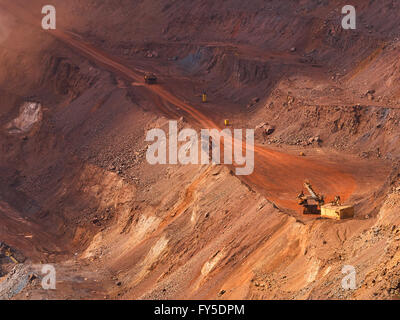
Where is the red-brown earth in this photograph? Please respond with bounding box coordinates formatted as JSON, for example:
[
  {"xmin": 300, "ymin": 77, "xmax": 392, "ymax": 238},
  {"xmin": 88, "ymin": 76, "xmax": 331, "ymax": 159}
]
[{"xmin": 0, "ymin": 0, "xmax": 400, "ymax": 299}]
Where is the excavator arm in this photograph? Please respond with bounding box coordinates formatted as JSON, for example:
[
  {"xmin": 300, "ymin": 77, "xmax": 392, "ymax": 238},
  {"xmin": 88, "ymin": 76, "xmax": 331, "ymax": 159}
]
[{"xmin": 304, "ymin": 181, "xmax": 325, "ymax": 205}]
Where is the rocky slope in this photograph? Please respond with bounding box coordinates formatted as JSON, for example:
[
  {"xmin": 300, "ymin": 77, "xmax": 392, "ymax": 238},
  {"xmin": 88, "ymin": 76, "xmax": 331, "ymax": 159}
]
[{"xmin": 0, "ymin": 0, "xmax": 399, "ymax": 299}]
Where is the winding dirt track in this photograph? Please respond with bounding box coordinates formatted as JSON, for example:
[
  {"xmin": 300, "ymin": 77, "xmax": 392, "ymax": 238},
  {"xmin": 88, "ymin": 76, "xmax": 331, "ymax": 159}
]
[{"xmin": 50, "ymin": 30, "xmax": 356, "ymax": 212}]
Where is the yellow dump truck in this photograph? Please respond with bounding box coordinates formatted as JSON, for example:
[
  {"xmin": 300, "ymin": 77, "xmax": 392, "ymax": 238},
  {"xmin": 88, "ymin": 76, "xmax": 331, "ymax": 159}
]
[{"xmin": 320, "ymin": 203, "xmax": 354, "ymax": 220}]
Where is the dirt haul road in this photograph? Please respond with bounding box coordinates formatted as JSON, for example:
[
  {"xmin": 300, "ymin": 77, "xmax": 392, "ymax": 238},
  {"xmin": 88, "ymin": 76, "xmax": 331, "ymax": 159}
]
[{"xmin": 48, "ymin": 30, "xmax": 360, "ymax": 213}]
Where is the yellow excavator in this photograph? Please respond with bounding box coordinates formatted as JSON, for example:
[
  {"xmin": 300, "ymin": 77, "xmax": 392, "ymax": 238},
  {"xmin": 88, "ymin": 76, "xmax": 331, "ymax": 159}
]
[
  {"xmin": 297, "ymin": 181, "xmax": 325, "ymax": 214},
  {"xmin": 0, "ymin": 243, "xmax": 19, "ymax": 264},
  {"xmin": 5, "ymin": 248, "xmax": 19, "ymax": 264}
]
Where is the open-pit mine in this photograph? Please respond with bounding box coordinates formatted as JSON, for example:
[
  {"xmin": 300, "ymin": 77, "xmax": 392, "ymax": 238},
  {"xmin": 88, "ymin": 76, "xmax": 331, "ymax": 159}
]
[{"xmin": 0, "ymin": 0, "xmax": 400, "ymax": 301}]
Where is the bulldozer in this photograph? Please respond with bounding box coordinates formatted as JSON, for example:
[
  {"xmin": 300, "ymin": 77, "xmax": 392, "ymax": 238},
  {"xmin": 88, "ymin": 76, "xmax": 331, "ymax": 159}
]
[
  {"xmin": 297, "ymin": 181, "xmax": 325, "ymax": 214},
  {"xmin": 144, "ymin": 73, "xmax": 157, "ymax": 84}
]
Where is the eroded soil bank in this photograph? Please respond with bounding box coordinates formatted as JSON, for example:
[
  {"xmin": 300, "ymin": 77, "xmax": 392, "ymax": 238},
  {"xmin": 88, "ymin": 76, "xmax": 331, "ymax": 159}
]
[{"xmin": 0, "ymin": 0, "xmax": 399, "ymax": 299}]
